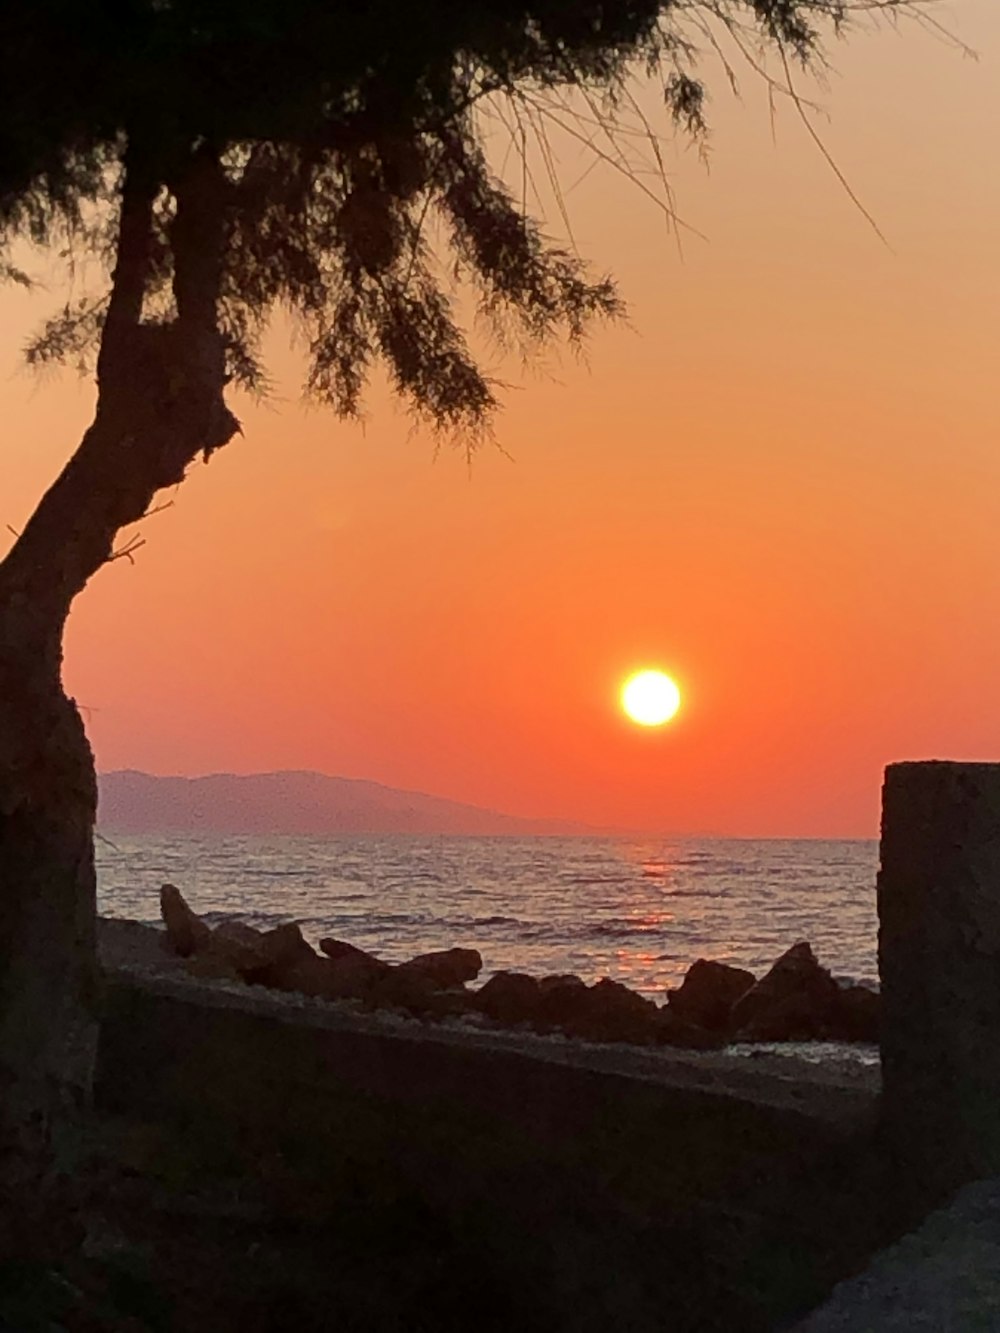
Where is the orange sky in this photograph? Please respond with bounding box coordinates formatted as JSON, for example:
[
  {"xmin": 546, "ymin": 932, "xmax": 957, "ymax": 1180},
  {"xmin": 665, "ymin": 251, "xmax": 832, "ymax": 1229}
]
[{"xmin": 2, "ymin": 2, "xmax": 997, "ymax": 837}]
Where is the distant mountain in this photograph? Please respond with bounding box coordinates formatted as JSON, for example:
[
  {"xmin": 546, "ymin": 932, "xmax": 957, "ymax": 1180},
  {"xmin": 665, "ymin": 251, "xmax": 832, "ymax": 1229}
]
[{"xmin": 97, "ymin": 769, "xmax": 603, "ymax": 837}]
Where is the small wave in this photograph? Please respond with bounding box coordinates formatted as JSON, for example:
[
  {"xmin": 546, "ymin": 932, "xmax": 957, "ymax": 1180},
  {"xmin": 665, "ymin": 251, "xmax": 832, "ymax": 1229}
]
[
  {"xmin": 202, "ymin": 909, "xmax": 291, "ymax": 929},
  {"xmin": 559, "ymin": 875, "xmax": 635, "ymax": 887},
  {"xmin": 585, "ymin": 923, "xmax": 673, "ymax": 939},
  {"xmin": 663, "ymin": 889, "xmax": 729, "ymax": 900},
  {"xmin": 382, "ymin": 874, "xmax": 443, "ymax": 887},
  {"xmin": 451, "ymin": 914, "xmax": 525, "ymax": 929},
  {"xmin": 98, "ymin": 833, "xmax": 879, "ymax": 998},
  {"xmin": 327, "ymin": 911, "xmax": 428, "ymax": 927},
  {"xmin": 240, "ymin": 867, "xmax": 311, "ymax": 879}
]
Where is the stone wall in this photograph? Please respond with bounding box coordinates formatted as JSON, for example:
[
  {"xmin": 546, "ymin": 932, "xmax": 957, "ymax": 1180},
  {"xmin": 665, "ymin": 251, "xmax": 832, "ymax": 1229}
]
[
  {"xmin": 95, "ymin": 973, "xmax": 885, "ymax": 1332},
  {"xmin": 879, "ymin": 761, "xmax": 1000, "ymax": 1205}
]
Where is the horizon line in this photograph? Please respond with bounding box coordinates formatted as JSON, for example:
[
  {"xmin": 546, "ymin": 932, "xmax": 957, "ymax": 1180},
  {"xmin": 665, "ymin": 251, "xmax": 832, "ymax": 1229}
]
[{"xmin": 98, "ymin": 768, "xmax": 878, "ymax": 841}]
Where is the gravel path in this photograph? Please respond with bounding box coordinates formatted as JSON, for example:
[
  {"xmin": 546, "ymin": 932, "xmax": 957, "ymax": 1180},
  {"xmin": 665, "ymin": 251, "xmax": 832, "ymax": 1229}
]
[{"xmin": 793, "ymin": 1177, "xmax": 1000, "ymax": 1331}]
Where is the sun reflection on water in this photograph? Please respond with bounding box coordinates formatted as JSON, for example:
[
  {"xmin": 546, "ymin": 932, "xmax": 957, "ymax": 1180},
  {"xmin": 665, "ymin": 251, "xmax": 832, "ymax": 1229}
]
[{"xmin": 96, "ymin": 834, "xmax": 879, "ymax": 1000}]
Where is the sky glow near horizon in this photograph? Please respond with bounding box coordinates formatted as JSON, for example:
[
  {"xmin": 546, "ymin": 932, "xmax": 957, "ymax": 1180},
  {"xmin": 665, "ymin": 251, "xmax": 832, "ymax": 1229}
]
[{"xmin": 1, "ymin": 2, "xmax": 997, "ymax": 838}]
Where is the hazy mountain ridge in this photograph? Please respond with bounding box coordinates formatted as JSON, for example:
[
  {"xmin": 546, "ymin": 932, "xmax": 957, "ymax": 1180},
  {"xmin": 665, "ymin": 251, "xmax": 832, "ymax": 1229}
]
[{"xmin": 97, "ymin": 769, "xmax": 605, "ymax": 836}]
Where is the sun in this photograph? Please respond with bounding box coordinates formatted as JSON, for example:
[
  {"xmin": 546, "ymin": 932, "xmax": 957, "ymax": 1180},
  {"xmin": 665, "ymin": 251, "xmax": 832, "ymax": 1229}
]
[{"xmin": 620, "ymin": 669, "xmax": 681, "ymax": 727}]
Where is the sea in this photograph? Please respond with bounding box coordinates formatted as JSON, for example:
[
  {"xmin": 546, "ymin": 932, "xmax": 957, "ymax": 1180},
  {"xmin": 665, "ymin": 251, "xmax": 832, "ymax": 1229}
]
[{"xmin": 96, "ymin": 835, "xmax": 880, "ymax": 999}]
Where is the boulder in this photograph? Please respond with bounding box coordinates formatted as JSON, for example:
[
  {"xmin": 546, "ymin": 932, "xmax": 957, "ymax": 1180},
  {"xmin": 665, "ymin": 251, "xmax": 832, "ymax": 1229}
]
[
  {"xmin": 475, "ymin": 971, "xmax": 542, "ymax": 1025},
  {"xmin": 544, "ymin": 977, "xmax": 661, "ymax": 1046},
  {"xmin": 365, "ymin": 966, "xmax": 447, "ymax": 1016},
  {"xmin": 654, "ymin": 1006, "xmax": 726, "ymax": 1051},
  {"xmin": 581, "ymin": 978, "xmax": 661, "ymax": 1045},
  {"xmin": 541, "ymin": 973, "xmax": 585, "ymax": 989},
  {"xmin": 534, "ymin": 974, "xmax": 588, "ymax": 1030},
  {"xmin": 319, "ymin": 938, "xmax": 389, "ymax": 973},
  {"xmin": 321, "ymin": 953, "xmax": 390, "ymax": 1001},
  {"xmin": 832, "ymin": 984, "xmax": 880, "ymax": 1043},
  {"xmin": 240, "ymin": 922, "xmax": 318, "ymax": 986},
  {"xmin": 421, "ymin": 988, "xmax": 475, "ymax": 1020},
  {"xmin": 253, "ymin": 922, "xmax": 314, "ymax": 966},
  {"xmin": 399, "ymin": 947, "xmax": 483, "ymax": 988},
  {"xmin": 735, "ymin": 990, "xmax": 837, "ymax": 1042},
  {"xmin": 730, "ymin": 942, "xmax": 840, "ymax": 1042},
  {"xmin": 208, "ymin": 920, "xmax": 268, "ymax": 972},
  {"xmin": 263, "ymin": 953, "xmax": 360, "ymax": 1001},
  {"xmin": 366, "ymin": 966, "xmax": 474, "ymax": 1019},
  {"xmin": 160, "ymin": 884, "xmax": 211, "ymax": 958},
  {"xmin": 667, "ymin": 959, "xmax": 756, "ymax": 1032},
  {"xmin": 318, "ymin": 938, "xmax": 390, "ymax": 994},
  {"xmin": 182, "ymin": 953, "xmax": 241, "ymax": 982}
]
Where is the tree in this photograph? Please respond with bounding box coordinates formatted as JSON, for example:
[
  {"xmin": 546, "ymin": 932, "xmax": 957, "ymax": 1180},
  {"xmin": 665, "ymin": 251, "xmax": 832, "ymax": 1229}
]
[{"xmin": 0, "ymin": 0, "xmax": 933, "ymax": 1236}]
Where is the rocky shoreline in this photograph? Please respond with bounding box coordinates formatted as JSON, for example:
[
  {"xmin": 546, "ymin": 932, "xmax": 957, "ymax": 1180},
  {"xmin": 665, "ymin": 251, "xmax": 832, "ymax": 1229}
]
[
  {"xmin": 98, "ymin": 916, "xmax": 880, "ymax": 1124},
  {"xmin": 152, "ymin": 883, "xmax": 880, "ymax": 1051},
  {"xmin": 87, "ymin": 912, "xmax": 887, "ymax": 1333},
  {"xmin": 9, "ymin": 912, "xmax": 884, "ymax": 1332}
]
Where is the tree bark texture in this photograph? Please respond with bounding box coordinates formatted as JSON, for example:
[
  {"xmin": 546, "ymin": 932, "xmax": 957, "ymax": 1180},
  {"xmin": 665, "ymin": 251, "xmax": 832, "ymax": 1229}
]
[
  {"xmin": 0, "ymin": 141, "xmax": 239, "ymax": 1253},
  {"xmin": 0, "ymin": 619, "xmax": 98, "ymax": 1258}
]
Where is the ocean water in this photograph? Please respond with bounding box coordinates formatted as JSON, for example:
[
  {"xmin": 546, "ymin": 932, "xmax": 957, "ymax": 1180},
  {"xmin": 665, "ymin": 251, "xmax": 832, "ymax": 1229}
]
[{"xmin": 96, "ymin": 835, "xmax": 880, "ymax": 999}]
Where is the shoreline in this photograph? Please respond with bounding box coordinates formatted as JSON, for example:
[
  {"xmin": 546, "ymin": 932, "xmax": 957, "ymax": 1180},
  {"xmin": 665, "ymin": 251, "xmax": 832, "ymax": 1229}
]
[
  {"xmin": 98, "ymin": 916, "xmax": 880, "ymax": 1125},
  {"xmin": 88, "ymin": 918, "xmax": 892, "ymax": 1330}
]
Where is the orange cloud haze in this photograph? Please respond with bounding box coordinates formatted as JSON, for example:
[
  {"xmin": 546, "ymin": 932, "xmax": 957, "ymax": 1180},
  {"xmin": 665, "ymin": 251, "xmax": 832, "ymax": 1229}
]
[{"xmin": 2, "ymin": 1, "xmax": 997, "ymax": 836}]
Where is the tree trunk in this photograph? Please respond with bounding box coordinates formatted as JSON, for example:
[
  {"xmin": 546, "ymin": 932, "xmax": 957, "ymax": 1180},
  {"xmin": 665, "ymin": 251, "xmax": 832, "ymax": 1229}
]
[
  {"xmin": 0, "ymin": 139, "xmax": 238, "ymax": 1258},
  {"xmin": 0, "ymin": 594, "xmax": 99, "ymax": 1258}
]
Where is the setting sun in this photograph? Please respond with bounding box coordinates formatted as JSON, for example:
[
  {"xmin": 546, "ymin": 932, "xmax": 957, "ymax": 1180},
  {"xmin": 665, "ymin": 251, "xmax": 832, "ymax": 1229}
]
[{"xmin": 620, "ymin": 670, "xmax": 682, "ymax": 728}]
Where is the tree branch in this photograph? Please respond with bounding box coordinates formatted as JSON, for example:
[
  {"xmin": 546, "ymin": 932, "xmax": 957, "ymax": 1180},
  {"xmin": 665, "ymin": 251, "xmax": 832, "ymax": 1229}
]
[{"xmin": 96, "ymin": 142, "xmax": 157, "ymax": 387}]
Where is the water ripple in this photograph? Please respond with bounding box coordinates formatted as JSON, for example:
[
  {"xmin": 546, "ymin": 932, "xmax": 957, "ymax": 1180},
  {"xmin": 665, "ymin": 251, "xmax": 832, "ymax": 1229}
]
[{"xmin": 97, "ymin": 835, "xmax": 879, "ymax": 1000}]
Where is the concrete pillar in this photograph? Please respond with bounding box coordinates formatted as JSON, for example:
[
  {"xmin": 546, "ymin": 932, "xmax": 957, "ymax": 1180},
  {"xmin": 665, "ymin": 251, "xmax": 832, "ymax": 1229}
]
[{"xmin": 879, "ymin": 761, "xmax": 1000, "ymax": 1202}]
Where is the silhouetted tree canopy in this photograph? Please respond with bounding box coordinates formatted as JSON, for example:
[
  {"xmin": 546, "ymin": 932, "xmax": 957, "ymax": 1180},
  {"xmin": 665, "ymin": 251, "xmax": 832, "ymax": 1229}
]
[
  {"xmin": 0, "ymin": 0, "xmax": 949, "ymax": 1244},
  {"xmin": 0, "ymin": 0, "xmax": 932, "ymax": 436}
]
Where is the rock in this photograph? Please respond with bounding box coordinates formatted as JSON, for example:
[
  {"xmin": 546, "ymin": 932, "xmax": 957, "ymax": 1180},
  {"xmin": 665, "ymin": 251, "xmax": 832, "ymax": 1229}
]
[
  {"xmin": 319, "ymin": 938, "xmax": 389, "ymax": 974},
  {"xmin": 832, "ymin": 984, "xmax": 880, "ymax": 1043},
  {"xmin": 422, "ymin": 988, "xmax": 475, "ymax": 1020},
  {"xmin": 736, "ymin": 991, "xmax": 837, "ymax": 1042},
  {"xmin": 366, "ymin": 966, "xmax": 474, "ymax": 1019},
  {"xmin": 582, "ymin": 978, "xmax": 662, "ymax": 1044},
  {"xmin": 654, "ymin": 1006, "xmax": 726, "ymax": 1051},
  {"xmin": 242, "ymin": 946, "xmax": 382, "ymax": 1003},
  {"xmin": 182, "ymin": 953, "xmax": 240, "ymax": 982},
  {"xmin": 399, "ymin": 947, "xmax": 483, "ymax": 988},
  {"xmin": 731, "ymin": 942, "xmax": 840, "ymax": 1042},
  {"xmin": 365, "ymin": 966, "xmax": 445, "ymax": 1015},
  {"xmin": 542, "ymin": 977, "xmax": 660, "ymax": 1046},
  {"xmin": 534, "ymin": 975, "xmax": 589, "ymax": 1030},
  {"xmin": 263, "ymin": 952, "xmax": 328, "ymax": 996},
  {"xmin": 321, "ymin": 953, "xmax": 390, "ymax": 1000},
  {"xmin": 213, "ymin": 919, "xmax": 263, "ymax": 947},
  {"xmin": 475, "ymin": 971, "xmax": 542, "ymax": 1025},
  {"xmin": 241, "ymin": 923, "xmax": 318, "ymax": 986},
  {"xmin": 254, "ymin": 922, "xmax": 314, "ymax": 966},
  {"xmin": 317, "ymin": 938, "xmax": 390, "ymax": 995},
  {"xmin": 160, "ymin": 884, "xmax": 211, "ymax": 958},
  {"xmin": 539, "ymin": 974, "xmax": 587, "ymax": 992},
  {"xmin": 208, "ymin": 920, "xmax": 268, "ymax": 972},
  {"xmin": 668, "ymin": 959, "xmax": 756, "ymax": 1032},
  {"xmin": 270, "ymin": 954, "xmax": 353, "ymax": 1000}
]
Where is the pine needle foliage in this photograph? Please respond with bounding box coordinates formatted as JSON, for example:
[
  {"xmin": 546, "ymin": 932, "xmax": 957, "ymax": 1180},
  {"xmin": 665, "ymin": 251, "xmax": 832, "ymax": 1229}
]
[{"xmin": 1, "ymin": 0, "xmax": 936, "ymax": 436}]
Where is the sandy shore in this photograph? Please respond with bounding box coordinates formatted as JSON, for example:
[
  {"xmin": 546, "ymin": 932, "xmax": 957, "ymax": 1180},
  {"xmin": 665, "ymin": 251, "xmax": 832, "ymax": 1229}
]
[{"xmin": 98, "ymin": 915, "xmax": 880, "ymax": 1123}]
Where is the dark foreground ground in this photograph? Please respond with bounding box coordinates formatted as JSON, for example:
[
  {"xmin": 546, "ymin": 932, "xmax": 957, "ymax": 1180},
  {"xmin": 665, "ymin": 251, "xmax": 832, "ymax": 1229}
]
[
  {"xmin": 3, "ymin": 1109, "xmax": 898, "ymax": 1333},
  {"xmin": 2, "ymin": 922, "xmax": 901, "ymax": 1333}
]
